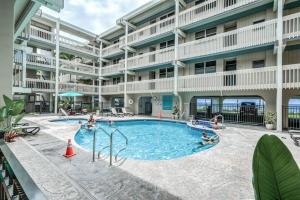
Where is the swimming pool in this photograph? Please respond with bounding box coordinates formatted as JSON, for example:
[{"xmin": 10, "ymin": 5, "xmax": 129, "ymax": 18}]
[{"xmin": 74, "ymin": 120, "xmax": 218, "ymax": 160}]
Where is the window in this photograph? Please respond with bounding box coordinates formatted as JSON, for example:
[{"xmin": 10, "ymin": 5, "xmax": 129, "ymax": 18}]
[
  {"xmin": 252, "ymin": 60, "xmax": 265, "ymax": 68},
  {"xmin": 195, "ymin": 63, "xmax": 205, "ymax": 74},
  {"xmin": 206, "ymin": 27, "xmax": 217, "ymax": 37},
  {"xmin": 113, "ymin": 58, "xmax": 120, "ymax": 64},
  {"xmin": 149, "ymin": 71, "xmax": 156, "ymax": 79},
  {"xmin": 160, "ymin": 39, "xmax": 175, "ymax": 49},
  {"xmin": 159, "ymin": 68, "xmax": 166, "ymax": 78},
  {"xmin": 195, "ymin": 27, "xmax": 216, "ymax": 40},
  {"xmin": 195, "ymin": 61, "xmax": 216, "ymax": 74},
  {"xmin": 195, "ymin": 30, "xmax": 205, "ymax": 40},
  {"xmin": 159, "ymin": 67, "xmax": 174, "ymax": 78},
  {"xmin": 113, "ymin": 77, "xmax": 121, "ymax": 85},
  {"xmin": 167, "ymin": 67, "xmax": 174, "ymax": 77},
  {"xmin": 113, "ymin": 39, "xmax": 119, "ymax": 44},
  {"xmin": 205, "ymin": 61, "xmax": 216, "ymax": 73},
  {"xmin": 138, "ymin": 76, "xmax": 142, "ymax": 81}
]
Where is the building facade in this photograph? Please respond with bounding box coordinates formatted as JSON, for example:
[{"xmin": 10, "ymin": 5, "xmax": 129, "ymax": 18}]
[{"xmin": 14, "ymin": 0, "xmax": 300, "ymax": 131}]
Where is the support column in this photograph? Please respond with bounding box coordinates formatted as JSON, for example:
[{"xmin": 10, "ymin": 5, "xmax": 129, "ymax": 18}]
[
  {"xmin": 124, "ymin": 22, "xmax": 129, "ymax": 108},
  {"xmin": 98, "ymin": 41, "xmax": 103, "ymax": 110},
  {"xmin": 173, "ymin": 0, "xmax": 182, "ymax": 114},
  {"xmin": 54, "ymin": 19, "xmax": 60, "ymax": 114},
  {"xmin": 276, "ymin": 0, "xmax": 283, "ymax": 131},
  {"xmin": 0, "ymin": 0, "xmax": 14, "ymax": 105},
  {"xmin": 92, "ymin": 80, "xmax": 95, "ymax": 110},
  {"xmin": 22, "ymin": 48, "xmax": 27, "ymax": 87}
]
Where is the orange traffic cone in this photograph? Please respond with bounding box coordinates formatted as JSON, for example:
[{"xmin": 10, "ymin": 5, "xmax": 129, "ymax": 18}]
[{"xmin": 64, "ymin": 139, "xmax": 76, "ymax": 158}]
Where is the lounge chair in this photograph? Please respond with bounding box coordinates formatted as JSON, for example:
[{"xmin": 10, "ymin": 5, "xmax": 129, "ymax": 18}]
[
  {"xmin": 13, "ymin": 125, "xmax": 40, "ymax": 135},
  {"xmin": 111, "ymin": 108, "xmax": 124, "ymax": 117},
  {"xmin": 122, "ymin": 108, "xmax": 134, "ymax": 116},
  {"xmin": 288, "ymin": 130, "xmax": 300, "ymax": 146}
]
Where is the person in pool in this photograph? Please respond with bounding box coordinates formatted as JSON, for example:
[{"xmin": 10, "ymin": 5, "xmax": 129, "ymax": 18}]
[
  {"xmin": 212, "ymin": 115, "xmax": 220, "ymax": 129},
  {"xmin": 201, "ymin": 130, "xmax": 215, "ymax": 144},
  {"xmin": 88, "ymin": 115, "xmax": 95, "ymax": 128}
]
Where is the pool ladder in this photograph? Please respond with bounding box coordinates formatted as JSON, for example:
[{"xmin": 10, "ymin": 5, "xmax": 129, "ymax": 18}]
[
  {"xmin": 211, "ymin": 114, "xmax": 225, "ymax": 129},
  {"xmin": 92, "ymin": 126, "xmax": 128, "ymax": 166}
]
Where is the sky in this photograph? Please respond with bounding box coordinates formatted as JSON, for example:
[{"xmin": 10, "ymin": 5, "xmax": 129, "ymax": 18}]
[{"xmin": 42, "ymin": 0, "xmax": 152, "ymax": 35}]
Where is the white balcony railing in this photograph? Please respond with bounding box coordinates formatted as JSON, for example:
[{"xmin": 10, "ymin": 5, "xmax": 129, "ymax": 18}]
[
  {"xmin": 30, "ymin": 26, "xmax": 54, "ymax": 43},
  {"xmin": 101, "ymin": 84, "xmax": 124, "ymax": 94},
  {"xmin": 120, "ymin": 16, "xmax": 175, "ymax": 46},
  {"xmin": 127, "ymin": 47, "xmax": 175, "ymax": 70},
  {"xmin": 179, "ymin": 0, "xmax": 257, "ymax": 27},
  {"xmin": 102, "ymin": 43, "xmax": 122, "ymax": 57},
  {"xmin": 60, "ymin": 59, "xmax": 99, "ymax": 75},
  {"xmin": 26, "ymin": 78, "xmax": 55, "ymax": 92},
  {"xmin": 179, "ymin": 19, "xmax": 276, "ymax": 60},
  {"xmin": 178, "ymin": 66, "xmax": 277, "ymax": 92},
  {"xmin": 283, "ymin": 64, "xmax": 300, "ymax": 89},
  {"xmin": 26, "ymin": 53, "xmax": 55, "ymax": 69},
  {"xmin": 126, "ymin": 78, "xmax": 174, "ymax": 93},
  {"xmin": 59, "ymin": 35, "xmax": 98, "ymax": 56},
  {"xmin": 283, "ymin": 12, "xmax": 300, "ymax": 40},
  {"xmin": 102, "ymin": 63, "xmax": 124, "ymax": 76},
  {"xmin": 59, "ymin": 82, "xmax": 98, "ymax": 94}
]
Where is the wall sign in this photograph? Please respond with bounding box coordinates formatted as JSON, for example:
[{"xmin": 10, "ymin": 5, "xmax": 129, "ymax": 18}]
[{"xmin": 162, "ymin": 95, "xmax": 173, "ymax": 110}]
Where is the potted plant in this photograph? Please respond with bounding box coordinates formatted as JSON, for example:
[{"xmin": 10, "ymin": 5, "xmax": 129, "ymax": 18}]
[
  {"xmin": 0, "ymin": 95, "xmax": 25, "ymax": 142},
  {"xmin": 264, "ymin": 111, "xmax": 276, "ymax": 130}
]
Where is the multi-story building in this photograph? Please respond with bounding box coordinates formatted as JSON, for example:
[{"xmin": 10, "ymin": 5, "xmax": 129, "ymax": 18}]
[
  {"xmin": 14, "ymin": 0, "xmax": 300, "ymax": 131},
  {"xmin": 14, "ymin": 11, "xmax": 100, "ymax": 114}
]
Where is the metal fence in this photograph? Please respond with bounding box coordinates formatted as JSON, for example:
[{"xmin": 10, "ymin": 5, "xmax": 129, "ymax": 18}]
[
  {"xmin": 283, "ymin": 106, "xmax": 300, "ymax": 130},
  {"xmin": 192, "ymin": 103, "xmax": 265, "ymax": 126},
  {"xmin": 25, "ymin": 101, "xmax": 51, "ymax": 113}
]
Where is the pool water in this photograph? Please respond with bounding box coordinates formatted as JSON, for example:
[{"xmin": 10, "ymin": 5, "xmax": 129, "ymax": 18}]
[{"xmin": 74, "ymin": 120, "xmax": 218, "ymax": 160}]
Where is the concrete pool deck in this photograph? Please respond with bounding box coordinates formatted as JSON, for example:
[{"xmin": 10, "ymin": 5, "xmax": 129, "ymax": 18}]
[{"xmin": 4, "ymin": 115, "xmax": 300, "ymax": 200}]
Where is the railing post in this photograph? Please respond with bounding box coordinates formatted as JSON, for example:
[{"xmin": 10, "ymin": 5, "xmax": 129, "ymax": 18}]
[
  {"xmin": 92, "ymin": 129, "xmax": 96, "ymax": 162},
  {"xmin": 276, "ymin": 0, "xmax": 283, "ymax": 131},
  {"xmin": 109, "ymin": 132, "xmax": 113, "ymax": 166},
  {"xmin": 54, "ymin": 19, "xmax": 60, "ymax": 114}
]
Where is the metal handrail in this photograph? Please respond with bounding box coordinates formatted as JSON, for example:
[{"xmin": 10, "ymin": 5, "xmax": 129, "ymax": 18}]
[
  {"xmin": 112, "ymin": 128, "xmax": 128, "ymax": 162},
  {"xmin": 92, "ymin": 124, "xmax": 128, "ymax": 166},
  {"xmin": 211, "ymin": 114, "xmax": 224, "ymax": 129}
]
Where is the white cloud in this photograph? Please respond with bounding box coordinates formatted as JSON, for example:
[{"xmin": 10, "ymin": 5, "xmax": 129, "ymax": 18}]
[{"xmin": 42, "ymin": 0, "xmax": 151, "ymax": 34}]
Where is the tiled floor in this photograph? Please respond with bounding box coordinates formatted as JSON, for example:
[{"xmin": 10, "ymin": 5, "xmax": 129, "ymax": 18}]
[{"xmin": 9, "ymin": 115, "xmax": 300, "ymax": 200}]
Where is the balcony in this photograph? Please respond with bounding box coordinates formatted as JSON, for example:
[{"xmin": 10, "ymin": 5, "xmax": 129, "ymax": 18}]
[
  {"xmin": 101, "ymin": 84, "xmax": 124, "ymax": 95},
  {"xmin": 30, "ymin": 26, "xmax": 54, "ymax": 44},
  {"xmin": 126, "ymin": 78, "xmax": 174, "ymax": 94},
  {"xmin": 178, "ymin": 64, "xmax": 300, "ymax": 92},
  {"xmin": 59, "ymin": 82, "xmax": 98, "ymax": 95},
  {"xmin": 127, "ymin": 47, "xmax": 175, "ymax": 70},
  {"xmin": 179, "ymin": 0, "xmax": 265, "ymax": 30},
  {"xmin": 26, "ymin": 78, "xmax": 55, "ymax": 93},
  {"xmin": 29, "ymin": 26, "xmax": 99, "ymax": 57},
  {"xmin": 101, "ymin": 63, "xmax": 124, "ymax": 76},
  {"xmin": 26, "ymin": 53, "xmax": 56, "ymax": 70},
  {"xmin": 120, "ymin": 16, "xmax": 175, "ymax": 47},
  {"xmin": 59, "ymin": 59, "xmax": 99, "ymax": 77},
  {"xmin": 102, "ymin": 42, "xmax": 123, "ymax": 58},
  {"xmin": 283, "ymin": 12, "xmax": 300, "ymax": 40},
  {"xmin": 179, "ymin": 19, "xmax": 276, "ymax": 61},
  {"xmin": 59, "ymin": 35, "xmax": 99, "ymax": 57}
]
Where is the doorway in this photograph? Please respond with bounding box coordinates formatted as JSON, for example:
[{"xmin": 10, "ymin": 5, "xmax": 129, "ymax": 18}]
[{"xmin": 139, "ymin": 97, "xmax": 152, "ymax": 115}]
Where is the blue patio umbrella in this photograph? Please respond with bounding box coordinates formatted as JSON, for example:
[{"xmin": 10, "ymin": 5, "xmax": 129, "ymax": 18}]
[
  {"xmin": 59, "ymin": 92, "xmax": 84, "ymax": 110},
  {"xmin": 58, "ymin": 91, "xmax": 83, "ymax": 97}
]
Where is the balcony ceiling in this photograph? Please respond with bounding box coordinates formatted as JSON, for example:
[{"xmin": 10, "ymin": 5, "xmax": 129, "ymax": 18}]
[
  {"xmin": 121, "ymin": 0, "xmax": 175, "ymax": 25},
  {"xmin": 14, "ymin": 0, "xmax": 64, "ymax": 40}
]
